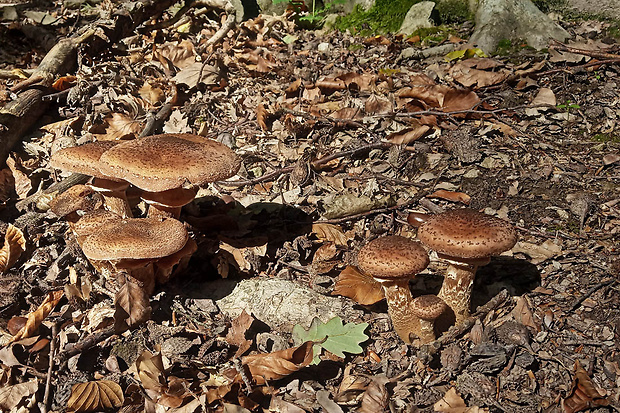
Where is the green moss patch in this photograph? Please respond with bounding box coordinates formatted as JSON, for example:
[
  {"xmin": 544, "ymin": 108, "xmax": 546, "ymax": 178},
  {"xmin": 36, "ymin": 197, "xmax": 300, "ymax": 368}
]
[{"xmin": 334, "ymin": 0, "xmax": 417, "ymax": 35}]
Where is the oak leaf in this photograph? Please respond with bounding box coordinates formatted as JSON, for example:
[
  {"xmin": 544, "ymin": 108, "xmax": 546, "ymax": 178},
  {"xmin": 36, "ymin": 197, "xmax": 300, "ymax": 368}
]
[
  {"xmin": 0, "ymin": 224, "xmax": 26, "ymax": 273},
  {"xmin": 332, "ymin": 266, "xmax": 384, "ymax": 305},
  {"xmin": 67, "ymin": 380, "xmax": 124, "ymax": 412}
]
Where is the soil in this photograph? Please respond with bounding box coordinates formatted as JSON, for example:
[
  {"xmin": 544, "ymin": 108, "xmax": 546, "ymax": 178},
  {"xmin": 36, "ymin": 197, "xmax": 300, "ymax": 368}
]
[{"xmin": 0, "ymin": 2, "xmax": 619, "ymax": 413}]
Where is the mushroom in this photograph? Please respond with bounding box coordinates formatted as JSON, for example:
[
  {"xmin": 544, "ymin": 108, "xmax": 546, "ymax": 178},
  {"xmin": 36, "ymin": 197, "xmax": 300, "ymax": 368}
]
[
  {"xmin": 416, "ymin": 208, "xmax": 518, "ymax": 323},
  {"xmin": 80, "ymin": 217, "xmax": 190, "ymax": 295},
  {"xmin": 48, "ymin": 184, "xmax": 104, "ymax": 222},
  {"xmin": 357, "ymin": 235, "xmax": 430, "ymax": 344},
  {"xmin": 140, "ymin": 187, "xmax": 198, "ymax": 219},
  {"xmin": 410, "ymin": 295, "xmax": 448, "ymax": 344},
  {"xmin": 97, "ymin": 133, "xmax": 241, "ymax": 218},
  {"xmin": 50, "ymin": 141, "xmax": 133, "ymax": 218}
]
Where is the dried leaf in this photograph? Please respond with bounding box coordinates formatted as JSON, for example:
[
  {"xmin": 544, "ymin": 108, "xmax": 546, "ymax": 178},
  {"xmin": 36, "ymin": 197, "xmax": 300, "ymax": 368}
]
[
  {"xmin": 172, "ymin": 62, "xmax": 220, "ymax": 88},
  {"xmin": 0, "ymin": 168, "xmax": 15, "ymax": 204},
  {"xmin": 256, "ymin": 103, "xmax": 269, "ymax": 131},
  {"xmin": 434, "ymin": 387, "xmax": 489, "ymax": 412},
  {"xmin": 0, "ymin": 224, "xmax": 26, "ymax": 273},
  {"xmin": 93, "ymin": 113, "xmax": 142, "ymax": 141},
  {"xmin": 138, "ymin": 81, "xmax": 165, "ymax": 105},
  {"xmin": 114, "ymin": 273, "xmax": 152, "ymax": 329},
  {"xmin": 5, "ymin": 156, "xmax": 32, "ymax": 199},
  {"xmin": 11, "ymin": 290, "xmax": 63, "ymax": 342},
  {"xmin": 0, "ymin": 379, "xmax": 38, "ymax": 411},
  {"xmin": 428, "ymin": 189, "xmax": 471, "ymax": 205},
  {"xmin": 365, "ymin": 94, "xmax": 393, "ymax": 114},
  {"xmin": 242, "ymin": 341, "xmax": 314, "ymax": 384},
  {"xmin": 333, "ymin": 266, "xmax": 384, "ymax": 305},
  {"xmin": 67, "ymin": 380, "xmax": 124, "ymax": 412},
  {"xmin": 450, "ymin": 59, "xmax": 510, "ymax": 88},
  {"xmin": 387, "ymin": 125, "xmax": 431, "ymax": 145},
  {"xmin": 226, "ymin": 310, "xmax": 255, "ymax": 358},
  {"xmin": 359, "ymin": 375, "xmax": 389, "ymax": 413},
  {"xmin": 155, "ymin": 40, "xmax": 196, "ymax": 69},
  {"xmin": 136, "ymin": 350, "xmax": 189, "ymax": 408},
  {"xmin": 532, "ymin": 87, "xmax": 556, "ymax": 106},
  {"xmin": 511, "ymin": 296, "xmax": 539, "ymax": 332},
  {"xmin": 562, "ymin": 361, "xmax": 610, "ymax": 412},
  {"xmin": 512, "ymin": 240, "xmax": 562, "ymax": 264},
  {"xmin": 441, "ymin": 89, "xmax": 480, "ymax": 113},
  {"xmin": 312, "ymin": 223, "xmax": 349, "ymax": 247}
]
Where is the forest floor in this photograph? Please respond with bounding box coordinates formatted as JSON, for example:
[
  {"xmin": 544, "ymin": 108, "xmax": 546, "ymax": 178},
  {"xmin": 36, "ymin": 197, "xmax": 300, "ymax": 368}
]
[{"xmin": 0, "ymin": 1, "xmax": 619, "ymax": 412}]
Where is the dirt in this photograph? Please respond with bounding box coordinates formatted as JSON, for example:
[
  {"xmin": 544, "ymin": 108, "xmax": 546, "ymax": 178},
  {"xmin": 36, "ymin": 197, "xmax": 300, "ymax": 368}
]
[{"xmin": 0, "ymin": 2, "xmax": 619, "ymax": 413}]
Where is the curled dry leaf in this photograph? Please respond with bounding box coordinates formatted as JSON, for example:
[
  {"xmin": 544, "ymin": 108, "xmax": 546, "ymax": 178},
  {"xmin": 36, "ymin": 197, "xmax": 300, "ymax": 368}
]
[
  {"xmin": 0, "ymin": 224, "xmax": 26, "ymax": 273},
  {"xmin": 434, "ymin": 387, "xmax": 489, "ymax": 413},
  {"xmin": 332, "ymin": 266, "xmax": 384, "ymax": 305},
  {"xmin": 11, "ymin": 290, "xmax": 63, "ymax": 342},
  {"xmin": 562, "ymin": 361, "xmax": 610, "ymax": 413},
  {"xmin": 135, "ymin": 350, "xmax": 189, "ymax": 408},
  {"xmin": 225, "ymin": 310, "xmax": 255, "ymax": 358},
  {"xmin": 428, "ymin": 189, "xmax": 471, "ymax": 205},
  {"xmin": 242, "ymin": 341, "xmax": 314, "ymax": 385},
  {"xmin": 387, "ymin": 124, "xmax": 431, "ymax": 145},
  {"xmin": 256, "ymin": 103, "xmax": 269, "ymax": 131},
  {"xmin": 0, "ymin": 379, "xmax": 38, "ymax": 411},
  {"xmin": 312, "ymin": 223, "xmax": 348, "ymax": 247},
  {"xmin": 67, "ymin": 380, "xmax": 124, "ymax": 412},
  {"xmin": 359, "ymin": 375, "xmax": 390, "ymax": 413}
]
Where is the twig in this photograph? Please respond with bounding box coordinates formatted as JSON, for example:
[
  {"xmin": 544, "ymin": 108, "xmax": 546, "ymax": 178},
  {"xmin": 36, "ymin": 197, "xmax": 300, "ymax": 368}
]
[
  {"xmin": 42, "ymin": 323, "xmax": 58, "ymax": 413},
  {"xmin": 316, "ymin": 194, "xmax": 428, "ymax": 224},
  {"xmin": 220, "ymin": 141, "xmax": 393, "ymax": 187},
  {"xmin": 568, "ymin": 277, "xmax": 616, "ymax": 312},
  {"xmin": 533, "ymin": 58, "xmax": 620, "ymax": 78},
  {"xmin": 389, "ymin": 103, "xmax": 557, "ymax": 118},
  {"xmin": 56, "ymin": 326, "xmax": 116, "ymax": 362},
  {"xmin": 415, "ymin": 289, "xmax": 511, "ymax": 363},
  {"xmin": 549, "ymin": 39, "xmax": 620, "ymax": 60}
]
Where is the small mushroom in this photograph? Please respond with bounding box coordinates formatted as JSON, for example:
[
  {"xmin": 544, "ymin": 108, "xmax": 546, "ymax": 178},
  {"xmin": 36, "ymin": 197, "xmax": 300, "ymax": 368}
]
[
  {"xmin": 357, "ymin": 235, "xmax": 430, "ymax": 344},
  {"xmin": 417, "ymin": 209, "xmax": 517, "ymax": 323},
  {"xmin": 97, "ymin": 134, "xmax": 241, "ymax": 218},
  {"xmin": 50, "ymin": 141, "xmax": 133, "ymax": 217},
  {"xmin": 410, "ymin": 294, "xmax": 448, "ymax": 344}
]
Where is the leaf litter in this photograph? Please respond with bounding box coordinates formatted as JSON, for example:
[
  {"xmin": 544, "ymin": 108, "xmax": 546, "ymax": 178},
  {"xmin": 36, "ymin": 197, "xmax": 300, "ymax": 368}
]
[{"xmin": 0, "ymin": 1, "xmax": 619, "ymax": 412}]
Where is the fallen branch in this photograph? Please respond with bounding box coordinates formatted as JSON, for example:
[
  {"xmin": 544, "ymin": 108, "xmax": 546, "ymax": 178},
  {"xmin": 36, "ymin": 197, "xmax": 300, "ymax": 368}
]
[{"xmin": 550, "ymin": 39, "xmax": 620, "ymax": 60}]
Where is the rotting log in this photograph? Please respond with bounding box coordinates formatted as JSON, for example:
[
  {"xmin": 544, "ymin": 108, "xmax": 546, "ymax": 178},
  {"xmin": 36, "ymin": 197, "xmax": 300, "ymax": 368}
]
[{"xmin": 0, "ymin": 0, "xmax": 177, "ymax": 167}]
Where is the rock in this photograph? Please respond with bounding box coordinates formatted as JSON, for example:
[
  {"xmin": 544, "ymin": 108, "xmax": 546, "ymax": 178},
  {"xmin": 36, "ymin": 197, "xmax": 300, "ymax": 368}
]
[
  {"xmin": 399, "ymin": 1, "xmax": 436, "ymax": 35},
  {"xmin": 317, "ymin": 42, "xmax": 330, "ymax": 53},
  {"xmin": 214, "ymin": 278, "xmax": 363, "ymax": 330},
  {"xmin": 470, "ymin": 0, "xmax": 569, "ymax": 53},
  {"xmin": 256, "ymin": 0, "xmax": 287, "ymax": 16}
]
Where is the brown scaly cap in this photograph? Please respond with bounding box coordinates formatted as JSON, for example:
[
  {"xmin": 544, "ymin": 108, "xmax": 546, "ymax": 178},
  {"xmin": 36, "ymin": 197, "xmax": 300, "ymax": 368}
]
[
  {"xmin": 417, "ymin": 209, "xmax": 517, "ymax": 260},
  {"xmin": 357, "ymin": 235, "xmax": 429, "ymax": 280},
  {"xmin": 80, "ymin": 217, "xmax": 189, "ymax": 261},
  {"xmin": 72, "ymin": 210, "xmax": 121, "ymax": 238},
  {"xmin": 141, "ymin": 187, "xmax": 198, "ymax": 208},
  {"xmin": 50, "ymin": 141, "xmax": 121, "ymax": 180},
  {"xmin": 411, "ymin": 295, "xmax": 448, "ymax": 321},
  {"xmin": 98, "ymin": 134, "xmax": 241, "ymax": 192}
]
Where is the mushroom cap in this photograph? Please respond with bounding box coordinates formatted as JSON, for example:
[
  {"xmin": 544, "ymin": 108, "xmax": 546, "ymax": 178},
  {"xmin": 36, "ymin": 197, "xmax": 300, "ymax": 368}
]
[
  {"xmin": 357, "ymin": 235, "xmax": 429, "ymax": 280},
  {"xmin": 49, "ymin": 185, "xmax": 104, "ymax": 217},
  {"xmin": 72, "ymin": 209, "xmax": 121, "ymax": 238},
  {"xmin": 141, "ymin": 187, "xmax": 197, "ymax": 208},
  {"xmin": 97, "ymin": 134, "xmax": 241, "ymax": 192},
  {"xmin": 417, "ymin": 209, "xmax": 517, "ymax": 260},
  {"xmin": 80, "ymin": 217, "xmax": 189, "ymax": 261},
  {"xmin": 411, "ymin": 295, "xmax": 448, "ymax": 321},
  {"xmin": 50, "ymin": 141, "xmax": 121, "ymax": 180}
]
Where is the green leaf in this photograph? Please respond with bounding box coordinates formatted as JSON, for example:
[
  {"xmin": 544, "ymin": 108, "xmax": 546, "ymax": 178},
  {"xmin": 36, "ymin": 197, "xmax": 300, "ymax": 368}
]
[
  {"xmin": 292, "ymin": 317, "xmax": 368, "ymax": 365},
  {"xmin": 444, "ymin": 47, "xmax": 487, "ymax": 62}
]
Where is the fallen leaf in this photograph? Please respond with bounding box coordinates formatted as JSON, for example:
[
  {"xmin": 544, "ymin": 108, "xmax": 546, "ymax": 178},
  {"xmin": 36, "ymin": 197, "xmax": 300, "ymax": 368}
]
[
  {"xmin": 511, "ymin": 296, "xmax": 539, "ymax": 332},
  {"xmin": 67, "ymin": 380, "xmax": 124, "ymax": 412},
  {"xmin": 5, "ymin": 156, "xmax": 32, "ymax": 199},
  {"xmin": 11, "ymin": 290, "xmax": 63, "ymax": 342},
  {"xmin": 512, "ymin": 240, "xmax": 562, "ymax": 264},
  {"xmin": 172, "ymin": 62, "xmax": 220, "ymax": 88},
  {"xmin": 135, "ymin": 350, "xmax": 189, "ymax": 408},
  {"xmin": 428, "ymin": 189, "xmax": 471, "ymax": 205},
  {"xmin": 114, "ymin": 273, "xmax": 152, "ymax": 330},
  {"xmin": 562, "ymin": 361, "xmax": 610, "ymax": 412},
  {"xmin": 242, "ymin": 341, "xmax": 314, "ymax": 384},
  {"xmin": 359, "ymin": 375, "xmax": 390, "ymax": 413},
  {"xmin": 365, "ymin": 94, "xmax": 393, "ymax": 114},
  {"xmin": 333, "ymin": 266, "xmax": 384, "ymax": 305},
  {"xmin": 532, "ymin": 87, "xmax": 556, "ymax": 106},
  {"xmin": 226, "ymin": 310, "xmax": 255, "ymax": 358},
  {"xmin": 434, "ymin": 387, "xmax": 489, "ymax": 412},
  {"xmin": 93, "ymin": 113, "xmax": 142, "ymax": 141},
  {"xmin": 256, "ymin": 103, "xmax": 269, "ymax": 131},
  {"xmin": 312, "ymin": 223, "xmax": 349, "ymax": 247},
  {"xmin": 0, "ymin": 379, "xmax": 39, "ymax": 411},
  {"xmin": 441, "ymin": 89, "xmax": 480, "ymax": 113},
  {"xmin": 155, "ymin": 40, "xmax": 196, "ymax": 69},
  {"xmin": 0, "ymin": 224, "xmax": 26, "ymax": 273},
  {"xmin": 387, "ymin": 125, "xmax": 431, "ymax": 145}
]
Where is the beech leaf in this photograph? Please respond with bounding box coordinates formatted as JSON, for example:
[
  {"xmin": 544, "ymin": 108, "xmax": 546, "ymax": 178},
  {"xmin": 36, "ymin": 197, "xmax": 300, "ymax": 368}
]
[
  {"xmin": 332, "ymin": 266, "xmax": 384, "ymax": 305},
  {"xmin": 11, "ymin": 290, "xmax": 63, "ymax": 342},
  {"xmin": 0, "ymin": 379, "xmax": 38, "ymax": 411},
  {"xmin": 0, "ymin": 223, "xmax": 26, "ymax": 273},
  {"xmin": 114, "ymin": 273, "xmax": 152, "ymax": 329},
  {"xmin": 311, "ymin": 223, "xmax": 349, "ymax": 247},
  {"xmin": 292, "ymin": 316, "xmax": 368, "ymax": 364},
  {"xmin": 242, "ymin": 341, "xmax": 314, "ymax": 384},
  {"xmin": 67, "ymin": 380, "xmax": 124, "ymax": 412}
]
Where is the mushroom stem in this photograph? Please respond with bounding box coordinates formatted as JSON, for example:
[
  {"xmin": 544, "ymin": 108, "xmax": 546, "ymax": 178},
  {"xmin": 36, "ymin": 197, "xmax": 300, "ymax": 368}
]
[
  {"xmin": 417, "ymin": 319, "xmax": 436, "ymax": 343},
  {"xmin": 437, "ymin": 257, "xmax": 489, "ymax": 324},
  {"xmin": 380, "ymin": 280, "xmax": 420, "ymax": 344}
]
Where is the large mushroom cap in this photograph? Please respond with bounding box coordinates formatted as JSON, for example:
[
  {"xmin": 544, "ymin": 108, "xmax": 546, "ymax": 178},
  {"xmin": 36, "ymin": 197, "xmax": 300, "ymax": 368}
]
[
  {"xmin": 417, "ymin": 209, "xmax": 517, "ymax": 260},
  {"xmin": 411, "ymin": 295, "xmax": 448, "ymax": 321},
  {"xmin": 80, "ymin": 217, "xmax": 189, "ymax": 261},
  {"xmin": 97, "ymin": 134, "xmax": 241, "ymax": 192},
  {"xmin": 357, "ymin": 235, "xmax": 429, "ymax": 280},
  {"xmin": 50, "ymin": 141, "xmax": 120, "ymax": 180}
]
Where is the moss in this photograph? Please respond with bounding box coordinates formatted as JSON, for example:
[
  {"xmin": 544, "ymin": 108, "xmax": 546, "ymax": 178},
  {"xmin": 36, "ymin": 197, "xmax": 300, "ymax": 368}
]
[
  {"xmin": 434, "ymin": 0, "xmax": 472, "ymax": 24},
  {"xmin": 334, "ymin": 0, "xmax": 417, "ymax": 35},
  {"xmin": 592, "ymin": 133, "xmax": 620, "ymax": 143}
]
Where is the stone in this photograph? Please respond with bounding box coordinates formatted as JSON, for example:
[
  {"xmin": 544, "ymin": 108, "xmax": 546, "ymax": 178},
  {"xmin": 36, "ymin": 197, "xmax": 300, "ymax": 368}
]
[
  {"xmin": 399, "ymin": 1, "xmax": 436, "ymax": 35},
  {"xmin": 214, "ymin": 278, "xmax": 363, "ymax": 330}
]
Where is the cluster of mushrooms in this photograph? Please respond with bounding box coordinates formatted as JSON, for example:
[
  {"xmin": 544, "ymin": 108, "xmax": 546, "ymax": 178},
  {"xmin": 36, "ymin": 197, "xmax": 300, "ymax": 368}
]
[
  {"xmin": 357, "ymin": 209, "xmax": 518, "ymax": 345},
  {"xmin": 48, "ymin": 134, "xmax": 241, "ymax": 322}
]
